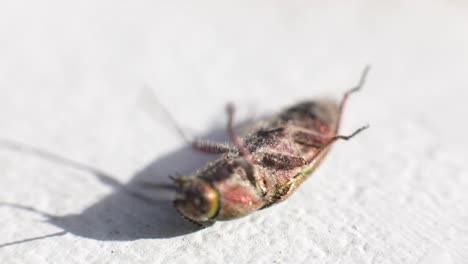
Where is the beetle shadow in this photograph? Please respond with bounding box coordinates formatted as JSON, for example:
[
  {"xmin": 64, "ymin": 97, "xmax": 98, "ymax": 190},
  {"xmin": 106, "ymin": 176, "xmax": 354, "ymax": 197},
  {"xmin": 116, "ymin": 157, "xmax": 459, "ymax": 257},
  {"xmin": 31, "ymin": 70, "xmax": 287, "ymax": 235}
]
[{"xmin": 0, "ymin": 123, "xmax": 241, "ymax": 246}]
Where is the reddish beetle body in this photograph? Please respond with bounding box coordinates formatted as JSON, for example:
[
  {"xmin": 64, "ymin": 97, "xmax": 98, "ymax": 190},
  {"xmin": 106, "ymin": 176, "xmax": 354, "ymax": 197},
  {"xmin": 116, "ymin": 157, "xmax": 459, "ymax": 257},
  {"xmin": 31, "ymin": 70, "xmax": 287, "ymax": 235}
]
[{"xmin": 173, "ymin": 67, "xmax": 370, "ymax": 224}]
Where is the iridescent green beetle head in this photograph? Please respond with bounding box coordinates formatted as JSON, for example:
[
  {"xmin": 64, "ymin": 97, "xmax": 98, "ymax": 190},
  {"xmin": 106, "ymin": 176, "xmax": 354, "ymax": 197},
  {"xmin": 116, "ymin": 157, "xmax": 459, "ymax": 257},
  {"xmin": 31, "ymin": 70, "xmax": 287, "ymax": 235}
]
[{"xmin": 173, "ymin": 176, "xmax": 220, "ymax": 222}]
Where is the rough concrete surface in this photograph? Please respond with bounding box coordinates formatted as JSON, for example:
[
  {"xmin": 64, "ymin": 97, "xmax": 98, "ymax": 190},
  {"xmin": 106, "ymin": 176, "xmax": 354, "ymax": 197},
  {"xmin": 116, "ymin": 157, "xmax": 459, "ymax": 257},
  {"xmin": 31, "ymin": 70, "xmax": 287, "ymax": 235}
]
[{"xmin": 0, "ymin": 1, "xmax": 467, "ymax": 263}]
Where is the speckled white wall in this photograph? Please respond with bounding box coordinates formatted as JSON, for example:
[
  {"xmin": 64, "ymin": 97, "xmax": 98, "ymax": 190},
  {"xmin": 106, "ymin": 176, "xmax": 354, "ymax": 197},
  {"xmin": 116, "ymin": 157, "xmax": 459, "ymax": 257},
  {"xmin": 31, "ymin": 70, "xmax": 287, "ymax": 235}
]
[{"xmin": 0, "ymin": 1, "xmax": 467, "ymax": 263}]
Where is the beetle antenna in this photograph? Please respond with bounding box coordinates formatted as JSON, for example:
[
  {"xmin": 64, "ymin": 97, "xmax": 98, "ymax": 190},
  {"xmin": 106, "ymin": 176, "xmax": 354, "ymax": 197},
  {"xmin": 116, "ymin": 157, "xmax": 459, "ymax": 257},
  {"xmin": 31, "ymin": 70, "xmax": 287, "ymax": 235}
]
[
  {"xmin": 140, "ymin": 86, "xmax": 193, "ymax": 143},
  {"xmin": 137, "ymin": 180, "xmax": 177, "ymax": 191}
]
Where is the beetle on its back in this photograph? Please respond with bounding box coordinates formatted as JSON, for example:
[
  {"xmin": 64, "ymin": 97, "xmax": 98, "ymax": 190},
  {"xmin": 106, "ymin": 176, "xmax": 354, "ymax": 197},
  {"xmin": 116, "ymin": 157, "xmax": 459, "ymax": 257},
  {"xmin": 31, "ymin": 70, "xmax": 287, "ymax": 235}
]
[{"xmin": 169, "ymin": 67, "xmax": 370, "ymax": 225}]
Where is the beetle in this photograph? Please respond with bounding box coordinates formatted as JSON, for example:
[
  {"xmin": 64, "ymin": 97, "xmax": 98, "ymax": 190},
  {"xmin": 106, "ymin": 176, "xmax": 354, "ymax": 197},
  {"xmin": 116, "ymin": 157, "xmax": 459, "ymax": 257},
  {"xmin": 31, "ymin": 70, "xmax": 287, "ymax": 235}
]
[{"xmin": 164, "ymin": 67, "xmax": 370, "ymax": 225}]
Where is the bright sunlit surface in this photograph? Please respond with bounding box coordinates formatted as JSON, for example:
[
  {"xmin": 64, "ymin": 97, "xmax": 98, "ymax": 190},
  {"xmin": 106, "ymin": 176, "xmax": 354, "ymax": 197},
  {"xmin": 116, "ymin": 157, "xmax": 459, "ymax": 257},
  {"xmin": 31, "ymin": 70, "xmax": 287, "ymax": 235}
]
[{"xmin": 0, "ymin": 1, "xmax": 467, "ymax": 263}]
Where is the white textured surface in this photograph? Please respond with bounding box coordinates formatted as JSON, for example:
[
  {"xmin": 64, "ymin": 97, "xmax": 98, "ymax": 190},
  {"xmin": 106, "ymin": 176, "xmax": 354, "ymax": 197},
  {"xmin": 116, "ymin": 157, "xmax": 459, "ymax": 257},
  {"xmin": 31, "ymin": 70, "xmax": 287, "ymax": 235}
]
[{"xmin": 1, "ymin": 1, "xmax": 468, "ymax": 263}]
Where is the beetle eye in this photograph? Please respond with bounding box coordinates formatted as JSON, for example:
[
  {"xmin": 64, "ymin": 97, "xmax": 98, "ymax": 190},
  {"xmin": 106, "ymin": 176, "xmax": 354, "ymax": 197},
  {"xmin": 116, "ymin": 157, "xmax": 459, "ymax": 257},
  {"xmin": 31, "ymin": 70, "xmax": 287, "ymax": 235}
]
[{"xmin": 174, "ymin": 180, "xmax": 220, "ymax": 222}]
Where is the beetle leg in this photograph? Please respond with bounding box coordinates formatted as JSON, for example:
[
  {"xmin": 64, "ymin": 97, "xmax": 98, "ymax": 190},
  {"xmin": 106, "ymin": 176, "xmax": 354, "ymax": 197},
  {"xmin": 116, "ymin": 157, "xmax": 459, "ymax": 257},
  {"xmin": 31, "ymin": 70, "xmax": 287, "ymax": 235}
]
[
  {"xmin": 305, "ymin": 125, "xmax": 369, "ymax": 163},
  {"xmin": 335, "ymin": 65, "xmax": 370, "ymax": 133},
  {"xmin": 140, "ymin": 87, "xmax": 233, "ymax": 154},
  {"xmin": 226, "ymin": 103, "xmax": 255, "ymax": 164},
  {"xmin": 276, "ymin": 125, "xmax": 369, "ymax": 198},
  {"xmin": 294, "ymin": 66, "xmax": 370, "ymax": 148},
  {"xmin": 191, "ymin": 140, "xmax": 232, "ymax": 154},
  {"xmin": 233, "ymin": 158, "xmax": 268, "ymax": 195},
  {"xmin": 276, "ymin": 170, "xmax": 308, "ymax": 199}
]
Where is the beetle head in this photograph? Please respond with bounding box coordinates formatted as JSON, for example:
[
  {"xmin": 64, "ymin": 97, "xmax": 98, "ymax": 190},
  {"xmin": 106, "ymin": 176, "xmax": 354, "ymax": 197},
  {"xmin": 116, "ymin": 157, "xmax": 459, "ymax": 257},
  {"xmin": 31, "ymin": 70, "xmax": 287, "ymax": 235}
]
[{"xmin": 172, "ymin": 176, "xmax": 220, "ymax": 222}]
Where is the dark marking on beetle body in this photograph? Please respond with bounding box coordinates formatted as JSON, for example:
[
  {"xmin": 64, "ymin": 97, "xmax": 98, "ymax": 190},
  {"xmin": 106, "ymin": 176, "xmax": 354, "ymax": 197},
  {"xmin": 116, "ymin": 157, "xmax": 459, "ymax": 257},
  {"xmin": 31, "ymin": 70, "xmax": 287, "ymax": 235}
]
[
  {"xmin": 280, "ymin": 101, "xmax": 337, "ymax": 133},
  {"xmin": 281, "ymin": 102, "xmax": 320, "ymax": 118},
  {"xmin": 199, "ymin": 157, "xmax": 255, "ymax": 184},
  {"xmin": 199, "ymin": 159, "xmax": 235, "ymax": 182},
  {"xmin": 261, "ymin": 152, "xmax": 306, "ymax": 170},
  {"xmin": 245, "ymin": 127, "xmax": 286, "ymax": 152},
  {"xmin": 293, "ymin": 131, "xmax": 328, "ymax": 147}
]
